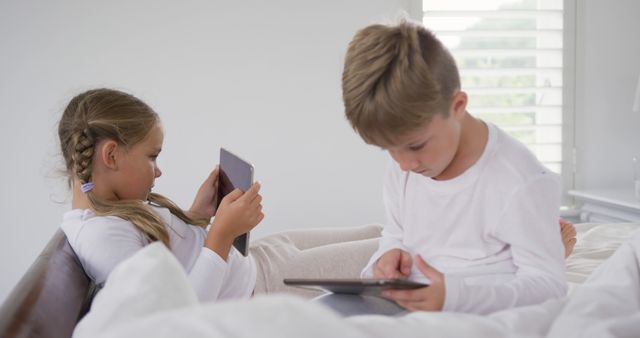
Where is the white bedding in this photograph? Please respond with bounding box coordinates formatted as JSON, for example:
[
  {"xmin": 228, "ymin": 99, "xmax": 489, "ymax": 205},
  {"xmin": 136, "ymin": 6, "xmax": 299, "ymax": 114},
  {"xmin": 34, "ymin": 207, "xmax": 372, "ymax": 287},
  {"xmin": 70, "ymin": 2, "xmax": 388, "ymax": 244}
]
[{"xmin": 74, "ymin": 223, "xmax": 640, "ymax": 338}]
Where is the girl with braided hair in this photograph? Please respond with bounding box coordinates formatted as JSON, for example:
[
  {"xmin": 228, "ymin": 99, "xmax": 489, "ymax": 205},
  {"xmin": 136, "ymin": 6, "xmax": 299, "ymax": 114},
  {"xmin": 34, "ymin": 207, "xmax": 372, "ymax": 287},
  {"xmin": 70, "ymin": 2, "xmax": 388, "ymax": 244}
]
[{"xmin": 58, "ymin": 88, "xmax": 263, "ymax": 302}]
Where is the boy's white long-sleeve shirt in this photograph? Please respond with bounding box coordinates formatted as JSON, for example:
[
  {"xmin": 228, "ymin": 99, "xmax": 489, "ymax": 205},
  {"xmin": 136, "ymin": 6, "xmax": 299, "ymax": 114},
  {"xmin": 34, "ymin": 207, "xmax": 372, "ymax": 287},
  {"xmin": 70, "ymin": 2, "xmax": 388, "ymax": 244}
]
[
  {"xmin": 61, "ymin": 204, "xmax": 256, "ymax": 302},
  {"xmin": 362, "ymin": 122, "xmax": 567, "ymax": 314}
]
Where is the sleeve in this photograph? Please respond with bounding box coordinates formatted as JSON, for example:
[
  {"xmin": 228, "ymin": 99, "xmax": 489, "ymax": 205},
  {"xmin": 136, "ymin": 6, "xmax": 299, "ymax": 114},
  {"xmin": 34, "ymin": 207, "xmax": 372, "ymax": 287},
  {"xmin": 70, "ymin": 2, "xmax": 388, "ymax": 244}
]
[
  {"xmin": 442, "ymin": 174, "xmax": 568, "ymax": 314},
  {"xmin": 217, "ymin": 248, "xmax": 257, "ymax": 300},
  {"xmin": 187, "ymin": 245, "xmax": 256, "ymax": 302},
  {"xmin": 361, "ymin": 159, "xmax": 411, "ymax": 278},
  {"xmin": 187, "ymin": 247, "xmax": 230, "ymax": 302},
  {"xmin": 71, "ymin": 219, "xmax": 147, "ymax": 286}
]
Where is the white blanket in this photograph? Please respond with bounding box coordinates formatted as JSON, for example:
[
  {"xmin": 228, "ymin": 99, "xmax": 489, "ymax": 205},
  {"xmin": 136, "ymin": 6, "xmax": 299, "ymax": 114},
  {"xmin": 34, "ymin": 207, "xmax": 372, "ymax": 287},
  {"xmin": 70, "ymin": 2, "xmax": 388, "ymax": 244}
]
[{"xmin": 74, "ymin": 223, "xmax": 640, "ymax": 338}]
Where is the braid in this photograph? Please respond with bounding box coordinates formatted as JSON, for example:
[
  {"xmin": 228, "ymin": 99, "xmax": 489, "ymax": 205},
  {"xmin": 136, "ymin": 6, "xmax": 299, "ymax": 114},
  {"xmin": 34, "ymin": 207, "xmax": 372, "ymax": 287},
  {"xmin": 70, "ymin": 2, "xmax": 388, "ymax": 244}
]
[{"xmin": 72, "ymin": 128, "xmax": 95, "ymax": 184}]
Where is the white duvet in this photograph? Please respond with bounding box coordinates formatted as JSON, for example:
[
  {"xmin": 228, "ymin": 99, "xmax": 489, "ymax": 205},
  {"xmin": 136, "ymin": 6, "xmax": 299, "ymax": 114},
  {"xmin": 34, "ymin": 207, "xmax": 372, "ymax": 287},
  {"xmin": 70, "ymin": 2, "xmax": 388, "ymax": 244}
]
[{"xmin": 74, "ymin": 223, "xmax": 640, "ymax": 338}]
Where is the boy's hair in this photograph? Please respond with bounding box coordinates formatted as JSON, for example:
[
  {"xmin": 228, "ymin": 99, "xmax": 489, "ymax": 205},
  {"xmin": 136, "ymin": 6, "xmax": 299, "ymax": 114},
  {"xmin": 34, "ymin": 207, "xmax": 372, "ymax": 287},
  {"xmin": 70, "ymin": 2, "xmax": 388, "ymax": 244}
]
[
  {"xmin": 58, "ymin": 88, "xmax": 209, "ymax": 247},
  {"xmin": 342, "ymin": 21, "xmax": 460, "ymax": 147}
]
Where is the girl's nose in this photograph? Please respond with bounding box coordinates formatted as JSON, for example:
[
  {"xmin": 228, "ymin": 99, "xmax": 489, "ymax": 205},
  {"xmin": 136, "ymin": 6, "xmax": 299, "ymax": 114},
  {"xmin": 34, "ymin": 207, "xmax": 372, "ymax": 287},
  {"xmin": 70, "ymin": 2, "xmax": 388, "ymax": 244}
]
[{"xmin": 155, "ymin": 166, "xmax": 162, "ymax": 178}]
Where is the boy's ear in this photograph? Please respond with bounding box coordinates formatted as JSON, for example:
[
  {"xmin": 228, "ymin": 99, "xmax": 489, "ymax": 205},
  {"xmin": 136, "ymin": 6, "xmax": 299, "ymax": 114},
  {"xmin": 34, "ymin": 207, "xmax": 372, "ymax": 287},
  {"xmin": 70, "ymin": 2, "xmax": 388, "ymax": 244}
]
[
  {"xmin": 99, "ymin": 140, "xmax": 119, "ymax": 170},
  {"xmin": 451, "ymin": 91, "xmax": 468, "ymax": 120}
]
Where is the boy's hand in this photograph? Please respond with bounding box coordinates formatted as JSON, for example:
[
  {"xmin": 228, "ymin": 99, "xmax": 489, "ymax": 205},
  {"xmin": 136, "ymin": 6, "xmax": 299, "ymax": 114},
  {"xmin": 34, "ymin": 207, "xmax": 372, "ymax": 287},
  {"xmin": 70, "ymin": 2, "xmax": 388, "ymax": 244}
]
[
  {"xmin": 189, "ymin": 166, "xmax": 220, "ymax": 220},
  {"xmin": 373, "ymin": 248, "xmax": 413, "ymax": 279},
  {"xmin": 560, "ymin": 218, "xmax": 577, "ymax": 258},
  {"xmin": 382, "ymin": 255, "xmax": 445, "ymax": 312}
]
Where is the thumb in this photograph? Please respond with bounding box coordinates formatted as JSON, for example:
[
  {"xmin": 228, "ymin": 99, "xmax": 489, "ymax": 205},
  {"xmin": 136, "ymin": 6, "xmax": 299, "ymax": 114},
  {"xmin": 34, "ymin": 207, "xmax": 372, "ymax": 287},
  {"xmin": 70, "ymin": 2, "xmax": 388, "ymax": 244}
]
[
  {"xmin": 238, "ymin": 182, "xmax": 261, "ymax": 202},
  {"xmin": 222, "ymin": 188, "xmax": 243, "ymax": 204},
  {"xmin": 415, "ymin": 255, "xmax": 442, "ymax": 283}
]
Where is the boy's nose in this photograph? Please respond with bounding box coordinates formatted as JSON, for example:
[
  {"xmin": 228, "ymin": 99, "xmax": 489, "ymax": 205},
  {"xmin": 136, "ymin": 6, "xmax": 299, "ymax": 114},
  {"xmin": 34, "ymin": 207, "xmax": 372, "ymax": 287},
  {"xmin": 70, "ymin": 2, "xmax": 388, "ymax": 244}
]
[
  {"xmin": 397, "ymin": 156, "xmax": 420, "ymax": 172},
  {"xmin": 399, "ymin": 160, "xmax": 419, "ymax": 172},
  {"xmin": 155, "ymin": 167, "xmax": 162, "ymax": 178}
]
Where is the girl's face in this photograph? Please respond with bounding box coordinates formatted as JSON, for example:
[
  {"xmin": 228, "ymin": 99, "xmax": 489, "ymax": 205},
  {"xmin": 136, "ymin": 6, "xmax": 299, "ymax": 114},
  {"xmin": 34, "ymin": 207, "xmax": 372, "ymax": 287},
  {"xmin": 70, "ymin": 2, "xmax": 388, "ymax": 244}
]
[{"xmin": 111, "ymin": 123, "xmax": 164, "ymax": 201}]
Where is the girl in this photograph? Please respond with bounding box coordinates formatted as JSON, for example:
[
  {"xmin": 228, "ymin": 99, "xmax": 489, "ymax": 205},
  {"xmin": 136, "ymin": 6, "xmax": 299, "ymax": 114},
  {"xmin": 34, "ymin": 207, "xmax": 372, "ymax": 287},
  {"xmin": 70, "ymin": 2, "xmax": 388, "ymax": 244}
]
[{"xmin": 58, "ymin": 88, "xmax": 264, "ymax": 302}]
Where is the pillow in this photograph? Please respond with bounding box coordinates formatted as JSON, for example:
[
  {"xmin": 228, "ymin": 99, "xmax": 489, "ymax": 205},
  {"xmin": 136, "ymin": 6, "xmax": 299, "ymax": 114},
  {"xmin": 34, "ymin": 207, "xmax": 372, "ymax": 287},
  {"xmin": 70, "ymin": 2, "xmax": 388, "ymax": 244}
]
[
  {"xmin": 72, "ymin": 242, "xmax": 363, "ymax": 338},
  {"xmin": 73, "ymin": 242, "xmax": 198, "ymax": 337},
  {"xmin": 566, "ymin": 223, "xmax": 640, "ymax": 286}
]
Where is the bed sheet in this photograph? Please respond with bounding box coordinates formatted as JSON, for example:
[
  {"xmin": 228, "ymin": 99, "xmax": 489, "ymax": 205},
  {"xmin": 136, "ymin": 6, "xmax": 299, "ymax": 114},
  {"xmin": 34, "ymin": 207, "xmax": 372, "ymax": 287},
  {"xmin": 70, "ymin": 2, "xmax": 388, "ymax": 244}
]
[{"xmin": 73, "ymin": 223, "xmax": 640, "ymax": 338}]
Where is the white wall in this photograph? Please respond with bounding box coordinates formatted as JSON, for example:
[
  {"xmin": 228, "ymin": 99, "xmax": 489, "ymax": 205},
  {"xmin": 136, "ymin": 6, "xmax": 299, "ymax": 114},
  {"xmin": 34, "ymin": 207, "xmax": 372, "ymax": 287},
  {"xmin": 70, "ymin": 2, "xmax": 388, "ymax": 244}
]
[
  {"xmin": 0, "ymin": 0, "xmax": 417, "ymax": 303},
  {"xmin": 574, "ymin": 0, "xmax": 640, "ymax": 190}
]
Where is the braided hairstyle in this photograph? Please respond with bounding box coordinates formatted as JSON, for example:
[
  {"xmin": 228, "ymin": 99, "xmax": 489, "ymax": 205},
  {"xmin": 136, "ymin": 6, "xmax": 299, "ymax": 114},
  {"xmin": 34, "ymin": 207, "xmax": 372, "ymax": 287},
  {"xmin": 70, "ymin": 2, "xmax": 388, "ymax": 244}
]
[{"xmin": 58, "ymin": 88, "xmax": 209, "ymax": 247}]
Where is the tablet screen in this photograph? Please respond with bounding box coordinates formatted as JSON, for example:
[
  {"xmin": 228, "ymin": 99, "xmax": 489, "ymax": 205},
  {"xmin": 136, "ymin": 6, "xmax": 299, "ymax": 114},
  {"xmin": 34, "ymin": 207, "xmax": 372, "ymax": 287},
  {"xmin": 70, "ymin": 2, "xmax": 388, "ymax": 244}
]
[{"xmin": 218, "ymin": 148, "xmax": 254, "ymax": 256}]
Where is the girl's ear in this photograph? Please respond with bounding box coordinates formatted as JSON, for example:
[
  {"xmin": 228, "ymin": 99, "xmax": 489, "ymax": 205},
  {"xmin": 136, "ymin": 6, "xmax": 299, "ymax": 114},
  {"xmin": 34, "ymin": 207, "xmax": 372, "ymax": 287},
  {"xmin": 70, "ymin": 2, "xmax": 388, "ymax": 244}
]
[{"xmin": 99, "ymin": 140, "xmax": 119, "ymax": 170}]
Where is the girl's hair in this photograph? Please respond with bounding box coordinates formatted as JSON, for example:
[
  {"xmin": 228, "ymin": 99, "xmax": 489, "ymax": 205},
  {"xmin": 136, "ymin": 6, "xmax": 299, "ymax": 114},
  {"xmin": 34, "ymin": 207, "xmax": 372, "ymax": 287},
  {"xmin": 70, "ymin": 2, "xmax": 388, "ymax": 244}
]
[
  {"xmin": 342, "ymin": 20, "xmax": 460, "ymax": 148},
  {"xmin": 58, "ymin": 88, "xmax": 209, "ymax": 246}
]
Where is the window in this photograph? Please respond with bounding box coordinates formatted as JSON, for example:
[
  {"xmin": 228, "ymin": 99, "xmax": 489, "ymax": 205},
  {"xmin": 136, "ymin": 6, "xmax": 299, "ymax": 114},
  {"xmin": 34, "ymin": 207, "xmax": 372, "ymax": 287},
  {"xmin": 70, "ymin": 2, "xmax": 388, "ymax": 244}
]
[{"xmin": 421, "ymin": 0, "xmax": 571, "ymax": 177}]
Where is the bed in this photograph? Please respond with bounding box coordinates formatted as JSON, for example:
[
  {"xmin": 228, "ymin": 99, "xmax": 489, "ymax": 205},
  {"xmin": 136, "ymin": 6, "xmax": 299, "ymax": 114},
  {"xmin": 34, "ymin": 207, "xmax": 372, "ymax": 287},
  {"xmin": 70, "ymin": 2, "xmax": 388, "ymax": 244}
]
[{"xmin": 1, "ymin": 222, "xmax": 638, "ymax": 338}]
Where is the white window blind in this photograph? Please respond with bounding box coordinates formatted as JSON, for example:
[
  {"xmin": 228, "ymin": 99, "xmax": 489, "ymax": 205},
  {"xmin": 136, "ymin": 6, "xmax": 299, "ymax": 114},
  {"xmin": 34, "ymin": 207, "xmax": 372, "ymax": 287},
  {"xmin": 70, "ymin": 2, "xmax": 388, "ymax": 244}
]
[{"xmin": 422, "ymin": 0, "xmax": 564, "ymax": 173}]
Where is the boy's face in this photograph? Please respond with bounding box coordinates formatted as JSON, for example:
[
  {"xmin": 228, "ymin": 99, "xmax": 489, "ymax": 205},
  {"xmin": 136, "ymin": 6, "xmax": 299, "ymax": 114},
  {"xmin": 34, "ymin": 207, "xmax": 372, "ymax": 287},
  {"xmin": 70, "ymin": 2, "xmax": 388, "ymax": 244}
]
[
  {"xmin": 385, "ymin": 92, "xmax": 467, "ymax": 180},
  {"xmin": 387, "ymin": 113, "xmax": 461, "ymax": 179}
]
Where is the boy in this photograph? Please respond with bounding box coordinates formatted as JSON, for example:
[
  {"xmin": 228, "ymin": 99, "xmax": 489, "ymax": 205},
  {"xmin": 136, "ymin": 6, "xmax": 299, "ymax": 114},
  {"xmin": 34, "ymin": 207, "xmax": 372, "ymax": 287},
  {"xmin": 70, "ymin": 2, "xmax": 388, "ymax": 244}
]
[{"xmin": 342, "ymin": 21, "xmax": 567, "ymax": 314}]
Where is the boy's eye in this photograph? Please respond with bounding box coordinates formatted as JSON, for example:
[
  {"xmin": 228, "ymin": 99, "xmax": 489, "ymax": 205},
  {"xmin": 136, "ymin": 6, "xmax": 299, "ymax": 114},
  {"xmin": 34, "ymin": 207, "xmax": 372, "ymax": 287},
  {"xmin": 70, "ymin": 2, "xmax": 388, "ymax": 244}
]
[{"xmin": 408, "ymin": 142, "xmax": 426, "ymax": 151}]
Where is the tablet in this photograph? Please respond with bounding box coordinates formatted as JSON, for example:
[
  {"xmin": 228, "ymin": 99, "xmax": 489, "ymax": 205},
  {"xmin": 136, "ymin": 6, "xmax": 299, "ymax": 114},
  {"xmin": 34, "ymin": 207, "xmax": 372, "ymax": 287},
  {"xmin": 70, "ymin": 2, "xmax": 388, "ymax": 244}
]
[
  {"xmin": 282, "ymin": 278, "xmax": 428, "ymax": 296},
  {"xmin": 217, "ymin": 147, "xmax": 254, "ymax": 256}
]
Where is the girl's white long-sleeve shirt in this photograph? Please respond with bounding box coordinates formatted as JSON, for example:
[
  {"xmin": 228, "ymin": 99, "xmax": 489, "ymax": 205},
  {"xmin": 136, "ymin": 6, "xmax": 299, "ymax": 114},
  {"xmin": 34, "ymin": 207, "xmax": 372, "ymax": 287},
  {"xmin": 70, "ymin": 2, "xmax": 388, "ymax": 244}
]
[
  {"xmin": 61, "ymin": 204, "xmax": 256, "ymax": 302},
  {"xmin": 362, "ymin": 122, "xmax": 567, "ymax": 314}
]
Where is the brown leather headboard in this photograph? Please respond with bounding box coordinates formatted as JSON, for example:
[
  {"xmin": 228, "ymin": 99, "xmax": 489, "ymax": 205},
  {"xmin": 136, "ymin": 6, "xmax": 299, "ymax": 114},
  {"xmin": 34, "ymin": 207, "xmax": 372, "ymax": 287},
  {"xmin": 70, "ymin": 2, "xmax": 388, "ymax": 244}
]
[{"xmin": 0, "ymin": 230, "xmax": 97, "ymax": 338}]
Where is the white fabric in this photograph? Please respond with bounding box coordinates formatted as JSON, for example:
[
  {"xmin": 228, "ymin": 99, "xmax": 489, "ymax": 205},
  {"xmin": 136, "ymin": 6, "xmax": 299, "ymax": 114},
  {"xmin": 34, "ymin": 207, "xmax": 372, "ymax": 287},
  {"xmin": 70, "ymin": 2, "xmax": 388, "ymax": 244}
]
[
  {"xmin": 60, "ymin": 204, "xmax": 256, "ymax": 302},
  {"xmin": 72, "ymin": 242, "xmax": 199, "ymax": 338},
  {"xmin": 73, "ymin": 223, "xmax": 640, "ymax": 338},
  {"xmin": 362, "ymin": 122, "xmax": 566, "ymax": 314}
]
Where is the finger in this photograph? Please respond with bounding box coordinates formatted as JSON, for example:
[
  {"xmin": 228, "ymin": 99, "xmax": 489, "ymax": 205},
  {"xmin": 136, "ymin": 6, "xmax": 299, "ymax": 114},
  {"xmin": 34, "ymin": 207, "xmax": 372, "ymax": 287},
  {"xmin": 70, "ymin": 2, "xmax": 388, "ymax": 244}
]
[
  {"xmin": 415, "ymin": 255, "xmax": 442, "ymax": 282},
  {"xmin": 395, "ymin": 300, "xmax": 417, "ymax": 312},
  {"xmin": 250, "ymin": 194, "xmax": 263, "ymax": 208},
  {"xmin": 205, "ymin": 166, "xmax": 220, "ymax": 184},
  {"xmin": 382, "ymin": 258, "xmax": 403, "ymax": 279},
  {"xmin": 382, "ymin": 289, "xmax": 424, "ymax": 302},
  {"xmin": 249, "ymin": 205, "xmax": 263, "ymax": 219},
  {"xmin": 223, "ymin": 188, "xmax": 244, "ymax": 203},
  {"xmin": 373, "ymin": 265, "xmax": 384, "ymax": 278},
  {"xmin": 562, "ymin": 225, "xmax": 576, "ymax": 238},
  {"xmin": 239, "ymin": 182, "xmax": 261, "ymax": 201},
  {"xmin": 400, "ymin": 251, "xmax": 413, "ymax": 276},
  {"xmin": 211, "ymin": 169, "xmax": 220, "ymax": 190}
]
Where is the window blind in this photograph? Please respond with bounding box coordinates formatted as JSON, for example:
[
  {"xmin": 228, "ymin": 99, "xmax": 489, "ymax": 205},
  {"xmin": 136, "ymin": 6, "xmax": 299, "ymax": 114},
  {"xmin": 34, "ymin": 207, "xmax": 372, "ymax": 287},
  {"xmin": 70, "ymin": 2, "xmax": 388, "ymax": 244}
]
[{"xmin": 422, "ymin": 0, "xmax": 564, "ymax": 173}]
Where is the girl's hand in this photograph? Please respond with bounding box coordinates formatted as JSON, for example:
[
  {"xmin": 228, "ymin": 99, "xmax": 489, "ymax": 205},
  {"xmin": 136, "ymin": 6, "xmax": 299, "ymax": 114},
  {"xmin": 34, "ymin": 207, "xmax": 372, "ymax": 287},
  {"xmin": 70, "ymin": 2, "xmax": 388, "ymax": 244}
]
[
  {"xmin": 205, "ymin": 182, "xmax": 264, "ymax": 259},
  {"xmin": 382, "ymin": 255, "xmax": 445, "ymax": 312},
  {"xmin": 189, "ymin": 166, "xmax": 220, "ymax": 220}
]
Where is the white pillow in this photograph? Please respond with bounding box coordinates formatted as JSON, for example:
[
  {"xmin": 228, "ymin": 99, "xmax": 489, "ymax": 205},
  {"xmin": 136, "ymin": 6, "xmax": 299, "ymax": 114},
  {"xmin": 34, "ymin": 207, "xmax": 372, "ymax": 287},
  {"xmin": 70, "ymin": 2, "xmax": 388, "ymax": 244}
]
[{"xmin": 73, "ymin": 242, "xmax": 198, "ymax": 337}]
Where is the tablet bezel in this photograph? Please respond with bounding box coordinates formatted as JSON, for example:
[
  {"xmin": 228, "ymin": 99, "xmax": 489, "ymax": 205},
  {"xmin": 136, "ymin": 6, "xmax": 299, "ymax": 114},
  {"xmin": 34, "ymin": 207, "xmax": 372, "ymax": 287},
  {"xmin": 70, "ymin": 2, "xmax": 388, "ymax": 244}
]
[
  {"xmin": 282, "ymin": 278, "xmax": 428, "ymax": 296},
  {"xmin": 218, "ymin": 147, "xmax": 254, "ymax": 256}
]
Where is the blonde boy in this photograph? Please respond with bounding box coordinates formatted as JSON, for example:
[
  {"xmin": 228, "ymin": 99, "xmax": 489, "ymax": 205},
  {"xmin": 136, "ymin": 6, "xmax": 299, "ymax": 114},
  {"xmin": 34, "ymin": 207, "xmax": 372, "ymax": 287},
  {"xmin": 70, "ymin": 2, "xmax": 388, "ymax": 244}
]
[{"xmin": 342, "ymin": 21, "xmax": 566, "ymax": 314}]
